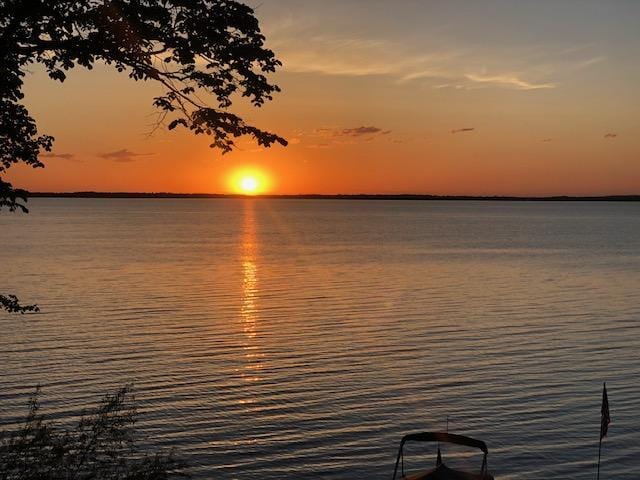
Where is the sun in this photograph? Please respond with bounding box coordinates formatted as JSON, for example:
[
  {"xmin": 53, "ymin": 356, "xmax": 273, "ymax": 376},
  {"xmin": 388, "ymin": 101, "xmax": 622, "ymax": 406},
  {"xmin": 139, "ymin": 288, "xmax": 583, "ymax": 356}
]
[
  {"xmin": 229, "ymin": 168, "xmax": 271, "ymax": 195},
  {"xmin": 240, "ymin": 176, "xmax": 259, "ymax": 194}
]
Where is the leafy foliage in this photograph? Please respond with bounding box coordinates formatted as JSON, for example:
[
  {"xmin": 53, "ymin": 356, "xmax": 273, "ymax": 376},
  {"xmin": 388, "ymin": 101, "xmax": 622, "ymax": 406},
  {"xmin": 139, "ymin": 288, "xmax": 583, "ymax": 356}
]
[
  {"xmin": 0, "ymin": 294, "xmax": 39, "ymax": 314},
  {"xmin": 1, "ymin": 0, "xmax": 286, "ymax": 311},
  {"xmin": 0, "ymin": 385, "xmax": 187, "ymax": 480}
]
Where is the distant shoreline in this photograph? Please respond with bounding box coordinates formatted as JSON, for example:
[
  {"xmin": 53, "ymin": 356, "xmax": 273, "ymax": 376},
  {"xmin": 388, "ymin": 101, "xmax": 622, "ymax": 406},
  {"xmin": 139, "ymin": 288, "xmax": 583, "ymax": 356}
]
[{"xmin": 28, "ymin": 192, "xmax": 640, "ymax": 201}]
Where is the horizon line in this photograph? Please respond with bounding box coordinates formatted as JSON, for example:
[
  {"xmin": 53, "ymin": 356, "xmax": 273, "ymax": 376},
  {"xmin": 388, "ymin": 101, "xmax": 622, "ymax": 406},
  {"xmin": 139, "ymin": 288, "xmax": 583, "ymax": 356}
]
[{"xmin": 27, "ymin": 192, "xmax": 640, "ymax": 201}]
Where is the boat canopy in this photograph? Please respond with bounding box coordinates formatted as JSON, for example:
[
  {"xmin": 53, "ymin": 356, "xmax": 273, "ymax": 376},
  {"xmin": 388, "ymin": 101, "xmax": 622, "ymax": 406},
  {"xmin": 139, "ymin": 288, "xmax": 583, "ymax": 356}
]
[
  {"xmin": 392, "ymin": 432, "xmax": 491, "ymax": 480},
  {"xmin": 399, "ymin": 432, "xmax": 488, "ymax": 454}
]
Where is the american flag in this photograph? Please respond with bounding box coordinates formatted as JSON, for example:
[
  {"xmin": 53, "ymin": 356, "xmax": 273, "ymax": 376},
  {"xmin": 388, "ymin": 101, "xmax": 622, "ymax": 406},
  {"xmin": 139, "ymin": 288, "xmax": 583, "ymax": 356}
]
[{"xmin": 600, "ymin": 383, "xmax": 611, "ymax": 440}]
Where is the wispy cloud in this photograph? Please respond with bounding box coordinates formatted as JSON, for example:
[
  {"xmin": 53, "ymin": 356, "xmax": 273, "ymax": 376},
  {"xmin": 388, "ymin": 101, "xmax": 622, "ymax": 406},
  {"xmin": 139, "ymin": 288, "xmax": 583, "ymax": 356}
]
[
  {"xmin": 574, "ymin": 56, "xmax": 605, "ymax": 70},
  {"xmin": 41, "ymin": 152, "xmax": 75, "ymax": 160},
  {"xmin": 275, "ymin": 34, "xmax": 466, "ymax": 84},
  {"xmin": 465, "ymin": 73, "xmax": 555, "ymax": 90},
  {"xmin": 265, "ymin": 17, "xmax": 603, "ymax": 92},
  {"xmin": 295, "ymin": 125, "xmax": 393, "ymax": 149},
  {"xmin": 451, "ymin": 128, "xmax": 475, "ymax": 134},
  {"xmin": 340, "ymin": 126, "xmax": 390, "ymax": 137},
  {"xmin": 278, "ymin": 35, "xmax": 558, "ymax": 90},
  {"xmin": 98, "ymin": 149, "xmax": 153, "ymax": 162},
  {"xmin": 312, "ymin": 126, "xmax": 390, "ymax": 139}
]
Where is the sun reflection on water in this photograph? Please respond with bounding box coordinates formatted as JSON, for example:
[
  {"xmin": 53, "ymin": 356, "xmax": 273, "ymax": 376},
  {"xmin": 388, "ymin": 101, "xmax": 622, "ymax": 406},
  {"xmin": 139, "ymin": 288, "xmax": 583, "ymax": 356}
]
[{"xmin": 239, "ymin": 200, "xmax": 263, "ymax": 382}]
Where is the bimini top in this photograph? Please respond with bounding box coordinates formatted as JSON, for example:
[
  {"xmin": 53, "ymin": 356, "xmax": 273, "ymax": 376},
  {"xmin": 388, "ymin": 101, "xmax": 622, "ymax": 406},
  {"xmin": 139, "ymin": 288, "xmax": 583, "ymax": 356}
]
[
  {"xmin": 392, "ymin": 432, "xmax": 493, "ymax": 480},
  {"xmin": 399, "ymin": 432, "xmax": 488, "ymax": 454}
]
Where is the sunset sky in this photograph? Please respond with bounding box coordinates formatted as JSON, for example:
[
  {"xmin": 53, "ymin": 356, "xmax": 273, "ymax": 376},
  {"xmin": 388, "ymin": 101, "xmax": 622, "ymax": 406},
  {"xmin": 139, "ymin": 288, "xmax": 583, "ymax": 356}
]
[{"xmin": 9, "ymin": 0, "xmax": 640, "ymax": 195}]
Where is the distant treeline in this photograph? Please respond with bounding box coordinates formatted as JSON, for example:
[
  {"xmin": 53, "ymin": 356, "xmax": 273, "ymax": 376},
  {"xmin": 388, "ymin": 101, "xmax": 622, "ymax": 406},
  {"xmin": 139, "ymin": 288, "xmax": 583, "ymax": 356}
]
[{"xmin": 27, "ymin": 192, "xmax": 640, "ymax": 201}]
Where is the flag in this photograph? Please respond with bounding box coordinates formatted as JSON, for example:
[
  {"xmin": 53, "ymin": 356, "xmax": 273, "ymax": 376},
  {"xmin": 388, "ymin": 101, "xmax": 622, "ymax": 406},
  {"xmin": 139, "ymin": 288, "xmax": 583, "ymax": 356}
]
[{"xmin": 600, "ymin": 383, "xmax": 611, "ymax": 440}]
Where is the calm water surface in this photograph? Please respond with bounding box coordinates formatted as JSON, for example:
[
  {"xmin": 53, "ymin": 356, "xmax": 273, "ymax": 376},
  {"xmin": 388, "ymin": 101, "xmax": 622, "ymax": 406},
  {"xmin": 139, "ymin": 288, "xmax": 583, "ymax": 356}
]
[{"xmin": 1, "ymin": 199, "xmax": 639, "ymax": 479}]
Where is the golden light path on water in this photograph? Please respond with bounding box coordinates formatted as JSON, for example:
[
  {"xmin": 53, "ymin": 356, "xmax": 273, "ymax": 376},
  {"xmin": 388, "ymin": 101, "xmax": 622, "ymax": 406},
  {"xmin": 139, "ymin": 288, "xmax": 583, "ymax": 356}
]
[{"xmin": 239, "ymin": 200, "xmax": 263, "ymax": 384}]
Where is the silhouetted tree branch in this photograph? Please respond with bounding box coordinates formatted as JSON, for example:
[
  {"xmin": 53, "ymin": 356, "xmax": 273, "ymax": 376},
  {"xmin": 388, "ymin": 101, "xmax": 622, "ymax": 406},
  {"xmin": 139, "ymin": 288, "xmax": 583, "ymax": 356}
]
[
  {"xmin": 1, "ymin": 0, "xmax": 287, "ymax": 312},
  {"xmin": 0, "ymin": 294, "xmax": 39, "ymax": 314}
]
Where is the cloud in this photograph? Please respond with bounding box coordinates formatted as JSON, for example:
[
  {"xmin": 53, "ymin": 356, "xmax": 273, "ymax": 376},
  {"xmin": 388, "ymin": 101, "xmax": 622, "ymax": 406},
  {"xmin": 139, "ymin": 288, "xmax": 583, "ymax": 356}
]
[
  {"xmin": 299, "ymin": 125, "xmax": 392, "ymax": 149},
  {"xmin": 574, "ymin": 56, "xmax": 605, "ymax": 70},
  {"xmin": 41, "ymin": 152, "xmax": 75, "ymax": 160},
  {"xmin": 264, "ymin": 11, "xmax": 607, "ymax": 94},
  {"xmin": 451, "ymin": 128, "xmax": 475, "ymax": 134},
  {"xmin": 98, "ymin": 149, "xmax": 153, "ymax": 162},
  {"xmin": 313, "ymin": 126, "xmax": 391, "ymax": 139},
  {"xmin": 323, "ymin": 126, "xmax": 390, "ymax": 142},
  {"xmin": 604, "ymin": 133, "xmax": 618, "ymax": 139},
  {"xmin": 340, "ymin": 126, "xmax": 384, "ymax": 137},
  {"xmin": 542, "ymin": 138, "xmax": 553, "ymax": 142},
  {"xmin": 464, "ymin": 73, "xmax": 555, "ymax": 90},
  {"xmin": 265, "ymin": 20, "xmax": 569, "ymax": 91}
]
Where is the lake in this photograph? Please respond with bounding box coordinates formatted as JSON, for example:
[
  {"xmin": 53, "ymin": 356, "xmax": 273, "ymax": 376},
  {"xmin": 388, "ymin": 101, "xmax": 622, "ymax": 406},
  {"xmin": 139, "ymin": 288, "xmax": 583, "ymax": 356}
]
[{"xmin": 1, "ymin": 199, "xmax": 639, "ymax": 478}]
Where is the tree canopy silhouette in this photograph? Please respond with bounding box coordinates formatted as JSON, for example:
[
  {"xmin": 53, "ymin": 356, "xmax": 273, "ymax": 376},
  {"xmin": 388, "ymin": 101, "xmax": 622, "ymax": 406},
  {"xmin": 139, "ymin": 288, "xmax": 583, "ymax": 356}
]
[{"xmin": 1, "ymin": 0, "xmax": 286, "ymax": 312}]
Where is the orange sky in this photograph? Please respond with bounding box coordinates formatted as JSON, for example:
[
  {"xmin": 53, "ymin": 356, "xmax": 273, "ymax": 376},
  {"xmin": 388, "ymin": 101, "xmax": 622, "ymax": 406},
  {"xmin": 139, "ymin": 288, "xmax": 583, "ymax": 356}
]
[{"xmin": 7, "ymin": 1, "xmax": 640, "ymax": 195}]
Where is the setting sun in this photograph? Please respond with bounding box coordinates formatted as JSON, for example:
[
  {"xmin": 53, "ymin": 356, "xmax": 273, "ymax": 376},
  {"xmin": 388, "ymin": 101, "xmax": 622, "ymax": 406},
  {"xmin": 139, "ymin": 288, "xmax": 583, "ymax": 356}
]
[
  {"xmin": 240, "ymin": 176, "xmax": 259, "ymax": 194},
  {"xmin": 229, "ymin": 168, "xmax": 271, "ymax": 195}
]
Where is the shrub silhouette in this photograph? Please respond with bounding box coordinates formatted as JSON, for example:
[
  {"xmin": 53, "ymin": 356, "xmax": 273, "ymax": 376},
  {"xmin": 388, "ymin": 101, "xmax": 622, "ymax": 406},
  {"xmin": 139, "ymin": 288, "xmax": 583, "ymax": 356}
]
[{"xmin": 0, "ymin": 385, "xmax": 188, "ymax": 480}]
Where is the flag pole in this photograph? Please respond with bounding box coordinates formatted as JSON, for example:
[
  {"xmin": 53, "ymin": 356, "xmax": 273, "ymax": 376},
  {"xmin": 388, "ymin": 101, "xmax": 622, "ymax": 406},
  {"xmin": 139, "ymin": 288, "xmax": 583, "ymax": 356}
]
[
  {"xmin": 596, "ymin": 433, "xmax": 602, "ymax": 480},
  {"xmin": 596, "ymin": 382, "xmax": 610, "ymax": 480}
]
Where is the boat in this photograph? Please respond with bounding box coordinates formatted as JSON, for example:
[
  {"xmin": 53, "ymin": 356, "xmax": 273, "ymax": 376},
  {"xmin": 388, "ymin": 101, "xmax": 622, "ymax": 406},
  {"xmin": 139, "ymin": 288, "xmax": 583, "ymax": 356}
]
[{"xmin": 392, "ymin": 432, "xmax": 494, "ymax": 480}]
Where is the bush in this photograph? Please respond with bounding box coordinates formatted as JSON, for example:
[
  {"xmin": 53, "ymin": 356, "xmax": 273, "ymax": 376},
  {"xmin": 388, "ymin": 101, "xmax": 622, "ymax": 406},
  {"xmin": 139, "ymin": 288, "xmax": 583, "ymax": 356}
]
[{"xmin": 0, "ymin": 385, "xmax": 187, "ymax": 480}]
